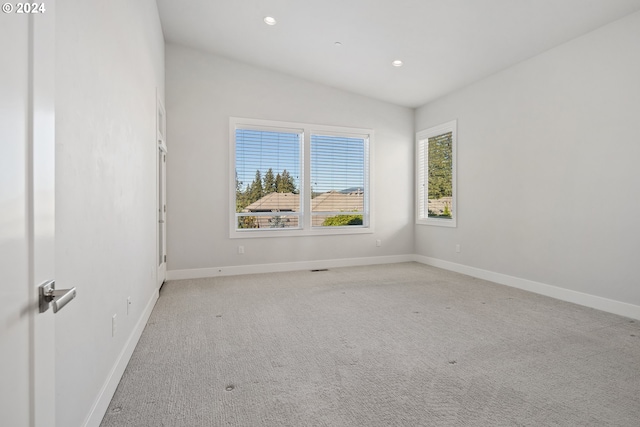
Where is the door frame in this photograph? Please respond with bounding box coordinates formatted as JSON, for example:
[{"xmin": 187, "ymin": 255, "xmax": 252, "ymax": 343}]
[{"xmin": 157, "ymin": 94, "xmax": 167, "ymax": 287}]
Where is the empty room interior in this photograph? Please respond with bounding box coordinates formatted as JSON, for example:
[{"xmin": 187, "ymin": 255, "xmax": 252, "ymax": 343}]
[{"xmin": 3, "ymin": 0, "xmax": 640, "ymax": 426}]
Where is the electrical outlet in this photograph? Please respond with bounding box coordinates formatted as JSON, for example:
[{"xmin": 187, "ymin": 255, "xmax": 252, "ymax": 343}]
[
  {"xmin": 455, "ymin": 244, "xmax": 461, "ymax": 253},
  {"xmin": 376, "ymin": 239, "xmax": 382, "ymax": 247},
  {"xmin": 238, "ymin": 245, "xmax": 245, "ymax": 254},
  {"xmin": 127, "ymin": 297, "xmax": 131, "ymax": 315},
  {"xmin": 112, "ymin": 314, "xmax": 117, "ymax": 337}
]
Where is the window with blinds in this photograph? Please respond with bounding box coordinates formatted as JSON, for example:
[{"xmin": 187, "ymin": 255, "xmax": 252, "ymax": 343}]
[
  {"xmin": 230, "ymin": 118, "xmax": 372, "ymax": 237},
  {"xmin": 311, "ymin": 133, "xmax": 368, "ymax": 227},
  {"xmin": 416, "ymin": 120, "xmax": 457, "ymax": 227},
  {"xmin": 234, "ymin": 127, "xmax": 302, "ymax": 231}
]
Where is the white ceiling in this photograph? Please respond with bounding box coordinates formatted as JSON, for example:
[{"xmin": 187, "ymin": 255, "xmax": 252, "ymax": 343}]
[{"xmin": 156, "ymin": 0, "xmax": 640, "ymax": 108}]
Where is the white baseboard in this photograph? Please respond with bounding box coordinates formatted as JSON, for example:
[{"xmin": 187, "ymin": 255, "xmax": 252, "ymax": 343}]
[
  {"xmin": 83, "ymin": 288, "xmax": 159, "ymax": 427},
  {"xmin": 167, "ymin": 254, "xmax": 414, "ymax": 280},
  {"xmin": 413, "ymin": 255, "xmax": 640, "ymax": 320}
]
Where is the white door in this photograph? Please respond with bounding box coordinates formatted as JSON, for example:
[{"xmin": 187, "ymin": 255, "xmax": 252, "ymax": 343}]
[
  {"xmin": 157, "ymin": 97, "xmax": 167, "ymax": 287},
  {"xmin": 0, "ymin": 6, "xmax": 56, "ymax": 427}
]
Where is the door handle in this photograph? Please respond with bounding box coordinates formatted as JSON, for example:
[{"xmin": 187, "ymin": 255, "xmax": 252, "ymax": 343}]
[{"xmin": 39, "ymin": 280, "xmax": 77, "ymax": 313}]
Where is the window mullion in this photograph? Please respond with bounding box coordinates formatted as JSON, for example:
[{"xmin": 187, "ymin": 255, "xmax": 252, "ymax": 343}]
[
  {"xmin": 364, "ymin": 137, "xmax": 370, "ymax": 226},
  {"xmin": 302, "ymin": 129, "xmax": 311, "ymax": 230}
]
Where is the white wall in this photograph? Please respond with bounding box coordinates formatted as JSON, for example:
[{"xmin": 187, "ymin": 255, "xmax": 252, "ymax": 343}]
[
  {"xmin": 55, "ymin": 1, "xmax": 164, "ymax": 426},
  {"xmin": 415, "ymin": 12, "xmax": 640, "ymax": 310},
  {"xmin": 165, "ymin": 44, "xmax": 414, "ymax": 274}
]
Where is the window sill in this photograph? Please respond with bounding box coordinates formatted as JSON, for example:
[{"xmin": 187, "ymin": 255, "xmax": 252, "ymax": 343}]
[
  {"xmin": 416, "ymin": 218, "xmax": 457, "ymax": 228},
  {"xmin": 230, "ymin": 226, "xmax": 374, "ymax": 239}
]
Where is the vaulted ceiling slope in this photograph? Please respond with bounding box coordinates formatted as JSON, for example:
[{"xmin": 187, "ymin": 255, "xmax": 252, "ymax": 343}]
[{"xmin": 157, "ymin": 0, "xmax": 640, "ymax": 108}]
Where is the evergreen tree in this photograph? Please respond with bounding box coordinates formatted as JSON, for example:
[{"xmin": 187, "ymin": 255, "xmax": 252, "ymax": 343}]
[
  {"xmin": 235, "ymin": 171, "xmax": 244, "ymax": 212},
  {"xmin": 275, "ymin": 173, "xmax": 282, "ymax": 192},
  {"xmin": 249, "ymin": 170, "xmax": 263, "ymax": 203},
  {"xmin": 235, "ymin": 171, "xmax": 242, "ymax": 192},
  {"xmin": 263, "ymin": 168, "xmax": 276, "ymax": 195},
  {"xmin": 278, "ymin": 169, "xmax": 297, "ymax": 193}
]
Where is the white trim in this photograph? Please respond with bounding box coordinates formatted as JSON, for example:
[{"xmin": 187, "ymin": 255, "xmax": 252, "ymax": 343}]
[
  {"xmin": 167, "ymin": 254, "xmax": 414, "ymax": 280},
  {"xmin": 232, "ymin": 225, "xmax": 373, "ymax": 238},
  {"xmin": 83, "ymin": 289, "xmax": 159, "ymax": 427},
  {"xmin": 157, "ymin": 147, "xmax": 167, "ymax": 287},
  {"xmin": 415, "ymin": 120, "xmax": 457, "ymax": 227},
  {"xmin": 413, "ymin": 255, "xmax": 640, "ymax": 320}
]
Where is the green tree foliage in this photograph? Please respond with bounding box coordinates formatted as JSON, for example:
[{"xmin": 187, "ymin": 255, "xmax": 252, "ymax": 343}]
[
  {"xmin": 235, "ymin": 172, "xmax": 244, "ymax": 213},
  {"xmin": 277, "ymin": 169, "xmax": 297, "ymax": 194},
  {"xmin": 322, "ymin": 214, "xmax": 363, "ymax": 226},
  {"xmin": 275, "ymin": 173, "xmax": 282, "ymax": 193},
  {"xmin": 249, "ymin": 170, "xmax": 264, "ymax": 203},
  {"xmin": 263, "ymin": 168, "xmax": 276, "ymax": 195},
  {"xmin": 428, "ymin": 132, "xmax": 452, "ymax": 200},
  {"xmin": 238, "ymin": 216, "xmax": 258, "ymax": 229}
]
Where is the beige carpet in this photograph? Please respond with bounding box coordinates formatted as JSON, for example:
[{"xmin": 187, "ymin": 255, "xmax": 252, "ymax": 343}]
[{"xmin": 100, "ymin": 262, "xmax": 640, "ymax": 426}]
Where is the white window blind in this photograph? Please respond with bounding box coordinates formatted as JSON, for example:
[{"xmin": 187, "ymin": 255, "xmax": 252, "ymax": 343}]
[
  {"xmin": 417, "ymin": 138, "xmax": 427, "ymax": 219},
  {"xmin": 310, "ymin": 133, "xmax": 368, "ymax": 227},
  {"xmin": 235, "ymin": 128, "xmax": 302, "ymax": 230}
]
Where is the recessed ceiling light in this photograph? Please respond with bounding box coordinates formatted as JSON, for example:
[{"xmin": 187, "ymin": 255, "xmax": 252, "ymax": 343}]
[
  {"xmin": 392, "ymin": 60, "xmax": 403, "ymax": 67},
  {"xmin": 264, "ymin": 16, "xmax": 277, "ymax": 26}
]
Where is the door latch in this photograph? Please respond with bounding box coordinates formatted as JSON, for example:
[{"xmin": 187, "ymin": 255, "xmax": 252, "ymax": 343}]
[{"xmin": 39, "ymin": 280, "xmax": 77, "ymax": 313}]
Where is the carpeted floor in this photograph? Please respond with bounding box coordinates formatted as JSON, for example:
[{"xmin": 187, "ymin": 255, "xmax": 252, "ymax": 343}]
[{"xmin": 100, "ymin": 262, "xmax": 640, "ymax": 426}]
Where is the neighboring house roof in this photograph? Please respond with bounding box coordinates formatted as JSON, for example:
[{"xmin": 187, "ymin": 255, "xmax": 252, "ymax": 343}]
[
  {"xmin": 243, "ymin": 191, "xmax": 363, "ymax": 213},
  {"xmin": 310, "ymin": 190, "xmax": 363, "ymax": 212},
  {"xmin": 243, "ymin": 192, "xmax": 300, "ymax": 212}
]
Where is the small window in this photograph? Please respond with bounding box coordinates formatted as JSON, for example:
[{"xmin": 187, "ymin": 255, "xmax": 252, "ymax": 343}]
[
  {"xmin": 416, "ymin": 120, "xmax": 457, "ymax": 227},
  {"xmin": 230, "ymin": 118, "xmax": 373, "ymax": 238}
]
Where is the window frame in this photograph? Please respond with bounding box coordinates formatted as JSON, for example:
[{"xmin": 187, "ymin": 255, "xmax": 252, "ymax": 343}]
[
  {"xmin": 229, "ymin": 117, "xmax": 373, "ymax": 238},
  {"xmin": 415, "ymin": 120, "xmax": 457, "ymax": 228}
]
